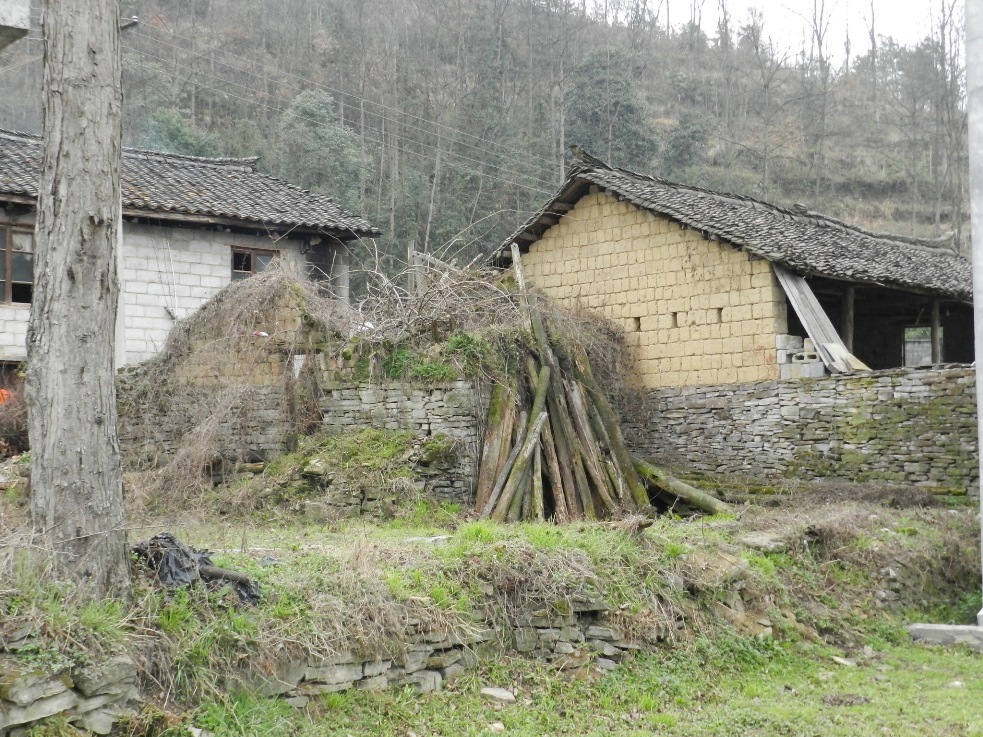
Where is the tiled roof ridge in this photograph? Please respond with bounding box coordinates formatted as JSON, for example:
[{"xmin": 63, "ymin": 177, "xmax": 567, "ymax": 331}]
[
  {"xmin": 0, "ymin": 128, "xmax": 377, "ymax": 234},
  {"xmin": 124, "ymin": 149, "xmax": 260, "ymax": 172},
  {"xmin": 578, "ymin": 159, "xmax": 957, "ymax": 254},
  {"xmin": 0, "ymin": 128, "xmax": 262, "ymax": 173}
]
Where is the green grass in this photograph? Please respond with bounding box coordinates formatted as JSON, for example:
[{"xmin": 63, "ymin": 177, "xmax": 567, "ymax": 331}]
[{"xmin": 4, "ymin": 496, "xmax": 980, "ymax": 735}]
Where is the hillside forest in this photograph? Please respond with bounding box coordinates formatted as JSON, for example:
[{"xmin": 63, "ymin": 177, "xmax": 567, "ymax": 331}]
[{"xmin": 0, "ymin": 0, "xmax": 968, "ymax": 268}]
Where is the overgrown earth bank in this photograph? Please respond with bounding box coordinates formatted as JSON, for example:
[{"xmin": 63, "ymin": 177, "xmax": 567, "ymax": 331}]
[{"xmin": 1, "ymin": 472, "xmax": 981, "ymax": 736}]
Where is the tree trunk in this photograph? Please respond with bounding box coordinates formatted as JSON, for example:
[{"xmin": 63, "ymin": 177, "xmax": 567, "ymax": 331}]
[{"xmin": 27, "ymin": 0, "xmax": 130, "ymax": 600}]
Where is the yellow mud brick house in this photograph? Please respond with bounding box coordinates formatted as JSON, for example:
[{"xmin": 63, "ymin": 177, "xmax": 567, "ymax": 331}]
[{"xmin": 499, "ymin": 156, "xmax": 973, "ymax": 389}]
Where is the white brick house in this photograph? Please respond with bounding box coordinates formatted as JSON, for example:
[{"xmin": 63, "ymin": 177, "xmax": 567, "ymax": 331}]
[{"xmin": 0, "ymin": 131, "xmax": 379, "ymax": 365}]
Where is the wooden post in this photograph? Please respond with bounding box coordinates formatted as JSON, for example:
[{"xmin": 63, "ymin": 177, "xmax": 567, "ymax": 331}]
[
  {"xmin": 406, "ymin": 241, "xmax": 417, "ymax": 296},
  {"xmin": 841, "ymin": 286, "xmax": 855, "ymax": 353},
  {"xmin": 931, "ymin": 301, "xmax": 943, "ymax": 364}
]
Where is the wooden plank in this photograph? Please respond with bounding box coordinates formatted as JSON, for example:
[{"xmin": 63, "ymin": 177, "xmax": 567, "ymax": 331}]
[
  {"xmin": 773, "ymin": 264, "xmax": 852, "ymax": 373},
  {"xmin": 474, "ymin": 383, "xmax": 516, "ymax": 511},
  {"xmin": 479, "ymin": 410, "xmax": 528, "ymax": 520},
  {"xmin": 841, "ymin": 286, "xmax": 855, "ymax": 353},
  {"xmin": 541, "ymin": 418, "xmax": 571, "ymax": 523},
  {"xmin": 532, "ymin": 444, "xmax": 545, "ymax": 522},
  {"xmin": 826, "ymin": 342, "xmax": 871, "ymax": 371},
  {"xmin": 931, "ymin": 301, "xmax": 942, "ymax": 363},
  {"xmin": 491, "ymin": 411, "xmax": 549, "ymax": 522}
]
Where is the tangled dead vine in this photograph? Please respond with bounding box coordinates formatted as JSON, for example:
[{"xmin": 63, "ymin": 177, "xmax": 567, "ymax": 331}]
[{"xmin": 117, "ymin": 259, "xmax": 640, "ymax": 519}]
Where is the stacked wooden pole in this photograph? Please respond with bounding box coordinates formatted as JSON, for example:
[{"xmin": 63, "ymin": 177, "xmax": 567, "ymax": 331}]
[{"xmin": 474, "ymin": 247, "xmax": 731, "ymax": 523}]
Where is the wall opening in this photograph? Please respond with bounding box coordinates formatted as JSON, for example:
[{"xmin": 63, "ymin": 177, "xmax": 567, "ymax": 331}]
[
  {"xmin": 903, "ymin": 326, "xmax": 935, "ymax": 367},
  {"xmin": 631, "ymin": 317, "xmax": 641, "ymax": 332},
  {"xmin": 670, "ymin": 312, "xmax": 679, "ymax": 328}
]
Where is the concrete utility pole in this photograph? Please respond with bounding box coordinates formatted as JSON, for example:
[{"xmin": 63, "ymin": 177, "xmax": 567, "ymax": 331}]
[
  {"xmin": 970, "ymin": 0, "xmax": 983, "ymax": 629},
  {"xmin": 27, "ymin": 0, "xmax": 130, "ymax": 599},
  {"xmin": 907, "ymin": 3, "xmax": 983, "ymax": 649}
]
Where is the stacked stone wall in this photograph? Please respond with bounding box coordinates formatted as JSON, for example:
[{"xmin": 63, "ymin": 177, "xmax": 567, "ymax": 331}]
[
  {"xmin": 318, "ymin": 381, "xmax": 487, "ymax": 503},
  {"xmin": 519, "ymin": 191, "xmax": 788, "ymax": 388},
  {"xmin": 0, "ymin": 624, "xmax": 138, "ymax": 737},
  {"xmin": 627, "ymin": 366, "xmax": 978, "ymax": 493},
  {"xmin": 0, "ymin": 596, "xmax": 638, "ymax": 733}
]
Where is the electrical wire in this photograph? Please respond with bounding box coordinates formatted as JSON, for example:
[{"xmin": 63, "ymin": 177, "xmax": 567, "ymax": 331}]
[
  {"xmin": 123, "ymin": 55, "xmax": 558, "ymax": 199},
  {"xmin": 125, "ymin": 25, "xmax": 560, "ymax": 173},
  {"xmin": 123, "ymin": 47, "xmax": 559, "ymax": 197}
]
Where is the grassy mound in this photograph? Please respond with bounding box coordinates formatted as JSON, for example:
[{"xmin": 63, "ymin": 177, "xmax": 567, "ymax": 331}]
[{"xmin": 2, "ymin": 483, "xmax": 979, "ymax": 736}]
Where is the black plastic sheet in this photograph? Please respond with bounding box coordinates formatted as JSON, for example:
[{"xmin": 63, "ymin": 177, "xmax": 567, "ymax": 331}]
[{"xmin": 132, "ymin": 532, "xmax": 260, "ymax": 604}]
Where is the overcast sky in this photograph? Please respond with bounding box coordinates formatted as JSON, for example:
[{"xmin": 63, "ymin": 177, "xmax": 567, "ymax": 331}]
[{"xmin": 662, "ymin": 0, "xmax": 961, "ymax": 59}]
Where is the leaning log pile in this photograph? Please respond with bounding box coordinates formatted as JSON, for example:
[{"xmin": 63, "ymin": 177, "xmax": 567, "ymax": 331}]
[{"xmin": 475, "ymin": 247, "xmax": 730, "ymax": 523}]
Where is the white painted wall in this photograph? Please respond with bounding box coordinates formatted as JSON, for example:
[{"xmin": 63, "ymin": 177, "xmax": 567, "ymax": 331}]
[
  {"xmin": 120, "ymin": 223, "xmax": 306, "ymax": 363},
  {"xmin": 0, "ymin": 302, "xmax": 29, "ymax": 361},
  {"xmin": 0, "ymin": 216, "xmax": 318, "ymax": 365}
]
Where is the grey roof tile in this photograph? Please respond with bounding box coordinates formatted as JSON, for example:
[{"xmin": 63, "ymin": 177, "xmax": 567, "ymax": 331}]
[
  {"xmin": 0, "ymin": 130, "xmax": 379, "ymax": 238},
  {"xmin": 505, "ymin": 158, "xmax": 971, "ymax": 301}
]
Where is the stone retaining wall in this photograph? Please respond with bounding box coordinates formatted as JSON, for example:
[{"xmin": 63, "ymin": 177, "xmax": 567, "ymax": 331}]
[
  {"xmin": 0, "ymin": 596, "xmax": 636, "ymax": 733},
  {"xmin": 627, "ymin": 366, "xmax": 979, "ymax": 493},
  {"xmin": 242, "ymin": 593, "xmax": 634, "ymax": 704},
  {"xmin": 0, "ymin": 640, "xmax": 137, "ymax": 737},
  {"xmin": 318, "ymin": 381, "xmax": 488, "ymax": 504}
]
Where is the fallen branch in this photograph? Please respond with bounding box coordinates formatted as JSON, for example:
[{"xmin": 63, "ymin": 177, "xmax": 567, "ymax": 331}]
[{"xmin": 633, "ymin": 458, "xmax": 732, "ymax": 516}]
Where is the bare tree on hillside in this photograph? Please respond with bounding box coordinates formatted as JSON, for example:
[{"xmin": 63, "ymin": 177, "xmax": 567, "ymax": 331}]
[{"xmin": 28, "ymin": 0, "xmax": 130, "ymax": 599}]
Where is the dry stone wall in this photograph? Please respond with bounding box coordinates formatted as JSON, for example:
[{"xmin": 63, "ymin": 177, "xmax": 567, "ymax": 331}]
[
  {"xmin": 0, "ymin": 624, "xmax": 138, "ymax": 737},
  {"xmin": 318, "ymin": 381, "xmax": 487, "ymax": 504},
  {"xmin": 237, "ymin": 595, "xmax": 634, "ymax": 705},
  {"xmin": 0, "ymin": 596, "xmax": 638, "ymax": 734},
  {"xmin": 628, "ymin": 366, "xmax": 978, "ymax": 493}
]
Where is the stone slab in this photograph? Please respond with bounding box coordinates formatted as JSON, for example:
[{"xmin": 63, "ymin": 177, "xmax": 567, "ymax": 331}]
[{"xmin": 908, "ymin": 623, "xmax": 983, "ymax": 652}]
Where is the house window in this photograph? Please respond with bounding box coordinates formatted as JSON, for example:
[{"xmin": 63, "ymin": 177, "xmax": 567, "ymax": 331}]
[
  {"xmin": 0, "ymin": 225, "xmax": 33, "ymax": 304},
  {"xmin": 903, "ymin": 326, "xmax": 937, "ymax": 366},
  {"xmin": 231, "ymin": 247, "xmax": 277, "ymax": 280}
]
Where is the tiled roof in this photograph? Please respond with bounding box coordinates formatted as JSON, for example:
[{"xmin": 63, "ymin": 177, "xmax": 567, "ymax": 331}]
[
  {"xmin": 0, "ymin": 130, "xmax": 379, "ymax": 238},
  {"xmin": 504, "ymin": 157, "xmax": 971, "ymax": 301}
]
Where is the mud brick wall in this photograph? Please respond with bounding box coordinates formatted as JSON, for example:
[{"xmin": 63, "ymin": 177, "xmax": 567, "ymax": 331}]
[
  {"xmin": 627, "ymin": 366, "xmax": 978, "ymax": 494},
  {"xmin": 519, "ymin": 190, "xmax": 788, "ymax": 388},
  {"xmin": 318, "ymin": 381, "xmax": 488, "ymax": 503}
]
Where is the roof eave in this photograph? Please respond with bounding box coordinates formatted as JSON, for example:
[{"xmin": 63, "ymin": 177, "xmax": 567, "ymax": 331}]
[
  {"xmin": 495, "ymin": 175, "xmax": 592, "ymax": 265},
  {"xmin": 0, "ymin": 193, "xmax": 380, "ymax": 240}
]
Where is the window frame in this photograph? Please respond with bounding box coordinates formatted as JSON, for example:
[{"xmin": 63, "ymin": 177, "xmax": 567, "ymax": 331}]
[
  {"xmin": 0, "ymin": 223, "xmax": 34, "ymax": 305},
  {"xmin": 231, "ymin": 246, "xmax": 279, "ymax": 281}
]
